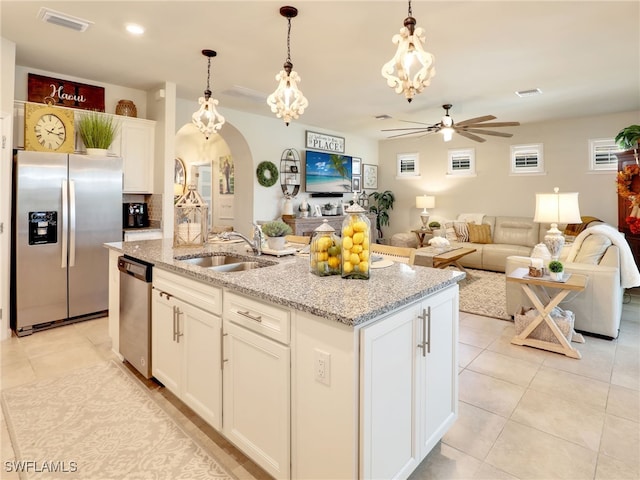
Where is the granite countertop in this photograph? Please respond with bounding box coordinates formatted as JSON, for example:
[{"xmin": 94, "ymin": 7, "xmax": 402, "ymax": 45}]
[{"xmin": 105, "ymin": 239, "xmax": 464, "ymax": 327}]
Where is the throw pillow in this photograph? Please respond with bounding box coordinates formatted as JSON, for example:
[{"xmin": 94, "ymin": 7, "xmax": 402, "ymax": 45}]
[
  {"xmin": 468, "ymin": 223, "xmax": 492, "ymax": 244},
  {"xmin": 453, "ymin": 221, "xmax": 471, "ymax": 242},
  {"xmin": 574, "ymin": 234, "xmax": 612, "ymax": 264},
  {"xmin": 444, "ymin": 222, "xmax": 458, "ymax": 242}
]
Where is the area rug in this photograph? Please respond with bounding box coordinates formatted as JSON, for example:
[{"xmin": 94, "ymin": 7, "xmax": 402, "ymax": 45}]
[
  {"xmin": 458, "ymin": 268, "xmax": 511, "ymax": 320},
  {"xmin": 1, "ymin": 361, "xmax": 234, "ymax": 480}
]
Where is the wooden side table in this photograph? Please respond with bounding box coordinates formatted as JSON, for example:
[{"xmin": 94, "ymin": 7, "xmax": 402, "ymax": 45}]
[
  {"xmin": 411, "ymin": 229, "xmax": 433, "ymax": 248},
  {"xmin": 507, "ymin": 267, "xmax": 587, "ymax": 359}
]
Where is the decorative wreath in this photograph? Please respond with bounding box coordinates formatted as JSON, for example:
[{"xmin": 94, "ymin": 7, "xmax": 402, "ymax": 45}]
[
  {"xmin": 616, "ymin": 164, "xmax": 640, "ymax": 208},
  {"xmin": 256, "ymin": 161, "xmax": 279, "ymax": 187}
]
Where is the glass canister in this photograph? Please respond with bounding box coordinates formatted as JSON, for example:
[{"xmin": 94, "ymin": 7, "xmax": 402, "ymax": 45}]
[
  {"xmin": 310, "ymin": 220, "xmax": 341, "ymax": 276},
  {"xmin": 341, "ymin": 204, "xmax": 371, "ymax": 279}
]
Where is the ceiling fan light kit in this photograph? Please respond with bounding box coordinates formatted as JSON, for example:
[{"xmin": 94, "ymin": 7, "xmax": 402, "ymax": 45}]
[
  {"xmin": 382, "ymin": 104, "xmax": 521, "ymax": 143},
  {"xmin": 381, "ymin": 0, "xmax": 435, "ymax": 103},
  {"xmin": 192, "ymin": 49, "xmax": 226, "ymax": 140},
  {"xmin": 267, "ymin": 5, "xmax": 309, "ymax": 126}
]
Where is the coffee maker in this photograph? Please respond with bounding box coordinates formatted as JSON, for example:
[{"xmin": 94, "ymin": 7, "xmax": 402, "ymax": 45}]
[{"xmin": 123, "ymin": 202, "xmax": 149, "ymax": 228}]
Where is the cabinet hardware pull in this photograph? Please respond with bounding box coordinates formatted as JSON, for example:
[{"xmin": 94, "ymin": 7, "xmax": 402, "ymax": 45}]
[
  {"xmin": 175, "ymin": 308, "xmax": 184, "ymax": 343},
  {"xmin": 172, "ymin": 305, "xmax": 177, "ymax": 342},
  {"xmin": 238, "ymin": 310, "xmax": 262, "ymax": 323},
  {"xmin": 220, "ymin": 329, "xmax": 225, "ymax": 370},
  {"xmin": 417, "ymin": 308, "xmax": 429, "ymax": 357},
  {"xmin": 426, "ymin": 306, "xmax": 431, "ymax": 354}
]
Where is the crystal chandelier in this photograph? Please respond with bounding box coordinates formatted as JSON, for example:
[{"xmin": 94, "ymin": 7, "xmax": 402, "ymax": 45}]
[
  {"xmin": 267, "ymin": 6, "xmax": 308, "ymax": 126},
  {"xmin": 192, "ymin": 49, "xmax": 225, "ymax": 139},
  {"xmin": 381, "ymin": 0, "xmax": 435, "ymax": 103}
]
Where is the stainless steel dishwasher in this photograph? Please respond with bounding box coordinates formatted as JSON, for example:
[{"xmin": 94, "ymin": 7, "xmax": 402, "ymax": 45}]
[{"xmin": 118, "ymin": 256, "xmax": 153, "ymax": 378}]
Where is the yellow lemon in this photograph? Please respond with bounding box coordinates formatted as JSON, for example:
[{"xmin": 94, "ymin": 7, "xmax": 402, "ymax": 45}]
[
  {"xmin": 359, "ymin": 260, "xmax": 369, "ymax": 272},
  {"xmin": 328, "ymin": 256, "xmax": 340, "ymax": 269},
  {"xmin": 360, "ymin": 250, "xmax": 369, "ymax": 261},
  {"xmin": 352, "ymin": 244, "xmax": 362, "ymax": 254},
  {"xmin": 343, "ymin": 249, "xmax": 351, "ymax": 259},
  {"xmin": 319, "ymin": 251, "xmax": 328, "ymax": 261},
  {"xmin": 350, "ymin": 253, "xmax": 360, "ymax": 265},
  {"xmin": 353, "ymin": 232, "xmax": 364, "ymax": 245},
  {"xmin": 353, "ymin": 221, "xmax": 367, "ymax": 232},
  {"xmin": 343, "ymin": 261, "xmax": 353, "ymax": 273},
  {"xmin": 363, "ymin": 238, "xmax": 370, "ymax": 249},
  {"xmin": 343, "ymin": 237, "xmax": 353, "ymax": 250},
  {"xmin": 343, "ymin": 225, "xmax": 354, "ymax": 237}
]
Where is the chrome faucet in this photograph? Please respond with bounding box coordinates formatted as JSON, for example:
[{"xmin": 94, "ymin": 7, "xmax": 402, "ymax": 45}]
[{"xmin": 220, "ymin": 223, "xmax": 263, "ymax": 255}]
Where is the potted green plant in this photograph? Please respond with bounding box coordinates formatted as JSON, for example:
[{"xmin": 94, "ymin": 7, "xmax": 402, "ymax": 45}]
[
  {"xmin": 615, "ymin": 124, "xmax": 640, "ymax": 163},
  {"xmin": 261, "ymin": 220, "xmax": 292, "ymax": 250},
  {"xmin": 78, "ymin": 111, "xmax": 119, "ymax": 154},
  {"xmin": 368, "ymin": 190, "xmax": 395, "ymax": 242},
  {"xmin": 548, "ymin": 260, "xmax": 564, "ymax": 281},
  {"xmin": 428, "ymin": 220, "xmax": 442, "ymax": 237},
  {"xmin": 322, "ymin": 202, "xmax": 337, "ymax": 216}
]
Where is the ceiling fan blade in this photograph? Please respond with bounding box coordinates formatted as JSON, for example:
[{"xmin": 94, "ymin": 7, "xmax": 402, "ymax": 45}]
[
  {"xmin": 386, "ymin": 130, "xmax": 435, "ymax": 139},
  {"xmin": 456, "ymin": 130, "xmax": 486, "ymax": 143},
  {"xmin": 464, "ymin": 121, "xmax": 520, "ymax": 127},
  {"xmin": 398, "ymin": 119, "xmax": 437, "ymax": 127},
  {"xmin": 381, "ymin": 127, "xmax": 439, "ymax": 132},
  {"xmin": 460, "ymin": 128, "xmax": 514, "ymax": 138},
  {"xmin": 455, "ymin": 115, "xmax": 496, "ymax": 127}
]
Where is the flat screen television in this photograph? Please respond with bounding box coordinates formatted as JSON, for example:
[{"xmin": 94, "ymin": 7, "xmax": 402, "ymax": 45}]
[{"xmin": 304, "ymin": 150, "xmax": 352, "ymax": 194}]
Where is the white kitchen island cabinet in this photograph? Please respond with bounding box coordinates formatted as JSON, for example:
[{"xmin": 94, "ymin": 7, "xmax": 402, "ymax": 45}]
[
  {"xmin": 107, "ymin": 241, "xmax": 461, "ymax": 480},
  {"xmin": 151, "ymin": 269, "xmax": 223, "ymax": 430}
]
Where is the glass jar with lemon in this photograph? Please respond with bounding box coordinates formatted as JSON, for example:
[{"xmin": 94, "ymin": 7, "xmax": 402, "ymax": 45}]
[
  {"xmin": 310, "ymin": 219, "xmax": 342, "ymax": 276},
  {"xmin": 341, "ymin": 204, "xmax": 371, "ymax": 280}
]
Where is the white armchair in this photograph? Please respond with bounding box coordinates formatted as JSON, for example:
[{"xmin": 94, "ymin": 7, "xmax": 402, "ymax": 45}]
[{"xmin": 506, "ymin": 245, "xmax": 623, "ymax": 339}]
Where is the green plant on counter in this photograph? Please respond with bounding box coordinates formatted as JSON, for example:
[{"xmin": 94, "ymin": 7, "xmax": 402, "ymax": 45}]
[
  {"xmin": 615, "ymin": 125, "xmax": 640, "ymax": 151},
  {"xmin": 428, "ymin": 221, "xmax": 441, "ymax": 229},
  {"xmin": 78, "ymin": 111, "xmax": 119, "ymax": 149},
  {"xmin": 548, "ymin": 260, "xmax": 564, "ymax": 273},
  {"xmin": 261, "ymin": 220, "xmax": 292, "ymax": 237}
]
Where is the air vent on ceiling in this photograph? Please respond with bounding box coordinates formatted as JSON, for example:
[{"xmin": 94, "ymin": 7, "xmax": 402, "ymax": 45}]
[
  {"xmin": 515, "ymin": 88, "xmax": 543, "ymax": 98},
  {"xmin": 38, "ymin": 7, "xmax": 93, "ymax": 32},
  {"xmin": 375, "ymin": 114, "xmax": 392, "ymax": 120},
  {"xmin": 220, "ymin": 85, "xmax": 267, "ymax": 104}
]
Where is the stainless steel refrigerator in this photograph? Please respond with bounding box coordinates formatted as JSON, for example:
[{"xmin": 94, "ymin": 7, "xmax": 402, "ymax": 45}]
[{"xmin": 12, "ymin": 151, "xmax": 123, "ymax": 336}]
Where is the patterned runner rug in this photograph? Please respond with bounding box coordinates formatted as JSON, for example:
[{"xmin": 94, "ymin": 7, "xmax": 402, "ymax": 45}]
[
  {"xmin": 459, "ymin": 268, "xmax": 511, "ymax": 320},
  {"xmin": 1, "ymin": 361, "xmax": 234, "ymax": 480}
]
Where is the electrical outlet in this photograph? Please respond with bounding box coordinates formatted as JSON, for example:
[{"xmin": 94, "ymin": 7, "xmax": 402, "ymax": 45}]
[{"xmin": 314, "ymin": 349, "xmax": 331, "ymax": 386}]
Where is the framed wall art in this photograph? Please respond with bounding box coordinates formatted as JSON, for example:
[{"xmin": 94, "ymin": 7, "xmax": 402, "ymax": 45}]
[
  {"xmin": 305, "ymin": 130, "xmax": 345, "ymax": 153},
  {"xmin": 363, "ymin": 164, "xmax": 378, "ymax": 189},
  {"xmin": 352, "ymin": 176, "xmax": 361, "ymax": 192},
  {"xmin": 352, "ymin": 157, "xmax": 362, "ymax": 175}
]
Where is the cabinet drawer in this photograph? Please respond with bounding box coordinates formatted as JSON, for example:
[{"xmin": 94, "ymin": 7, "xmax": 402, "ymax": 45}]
[
  {"xmin": 224, "ymin": 291, "xmax": 290, "ymax": 344},
  {"xmin": 153, "ymin": 268, "xmax": 222, "ymax": 315}
]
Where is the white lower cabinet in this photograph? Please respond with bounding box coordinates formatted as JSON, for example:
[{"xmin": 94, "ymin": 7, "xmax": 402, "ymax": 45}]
[
  {"xmin": 360, "ymin": 285, "xmax": 458, "ymax": 480},
  {"xmin": 223, "ymin": 291, "xmax": 291, "ymax": 480},
  {"xmin": 151, "ymin": 269, "xmax": 223, "ymax": 430}
]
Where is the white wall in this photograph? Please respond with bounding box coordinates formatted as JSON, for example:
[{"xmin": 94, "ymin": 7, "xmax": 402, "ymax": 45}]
[
  {"xmin": 1, "ymin": 37, "xmax": 16, "ymax": 340},
  {"xmin": 378, "ymin": 110, "xmax": 640, "ymax": 237}
]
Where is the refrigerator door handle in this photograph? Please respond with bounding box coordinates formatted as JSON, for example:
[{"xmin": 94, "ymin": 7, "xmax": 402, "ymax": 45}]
[
  {"xmin": 61, "ymin": 180, "xmax": 68, "ymax": 268},
  {"xmin": 69, "ymin": 179, "xmax": 76, "ymax": 267}
]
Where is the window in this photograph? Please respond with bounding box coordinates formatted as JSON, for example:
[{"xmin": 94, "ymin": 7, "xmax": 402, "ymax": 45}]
[
  {"xmin": 510, "ymin": 144, "xmax": 544, "ymax": 174},
  {"xmin": 396, "ymin": 152, "xmax": 420, "ymax": 178},
  {"xmin": 447, "ymin": 148, "xmax": 475, "ymax": 175},
  {"xmin": 589, "ymin": 138, "xmax": 620, "ymax": 171}
]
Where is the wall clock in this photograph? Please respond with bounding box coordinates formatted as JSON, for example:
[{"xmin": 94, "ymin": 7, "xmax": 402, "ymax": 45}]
[{"xmin": 24, "ymin": 103, "xmax": 75, "ymax": 153}]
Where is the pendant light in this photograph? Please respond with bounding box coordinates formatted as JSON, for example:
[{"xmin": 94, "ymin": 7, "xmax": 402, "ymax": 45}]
[
  {"xmin": 381, "ymin": 0, "xmax": 435, "ymax": 103},
  {"xmin": 192, "ymin": 49, "xmax": 225, "ymax": 139},
  {"xmin": 267, "ymin": 6, "xmax": 308, "ymax": 126}
]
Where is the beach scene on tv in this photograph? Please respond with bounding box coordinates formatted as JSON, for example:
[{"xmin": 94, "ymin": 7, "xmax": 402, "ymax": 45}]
[{"xmin": 305, "ymin": 151, "xmax": 352, "ymax": 193}]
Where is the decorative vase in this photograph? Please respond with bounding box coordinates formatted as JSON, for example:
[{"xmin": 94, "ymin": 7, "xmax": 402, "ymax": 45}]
[
  {"xmin": 85, "ymin": 148, "xmax": 108, "ymax": 156},
  {"xmin": 267, "ymin": 236, "xmax": 287, "ymax": 251},
  {"xmin": 115, "ymin": 99, "xmax": 137, "ymax": 117},
  {"xmin": 550, "ymin": 271, "xmax": 563, "ymax": 281}
]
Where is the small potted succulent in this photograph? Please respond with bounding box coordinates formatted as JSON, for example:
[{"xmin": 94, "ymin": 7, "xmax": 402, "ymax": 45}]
[
  {"xmin": 428, "ymin": 221, "xmax": 442, "ymax": 236},
  {"xmin": 548, "ymin": 260, "xmax": 564, "ymax": 281},
  {"xmin": 322, "ymin": 202, "xmax": 338, "ymax": 216},
  {"xmin": 261, "ymin": 220, "xmax": 292, "ymax": 250}
]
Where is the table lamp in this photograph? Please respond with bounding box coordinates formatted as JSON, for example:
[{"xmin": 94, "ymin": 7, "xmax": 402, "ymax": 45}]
[
  {"xmin": 533, "ymin": 187, "xmax": 581, "ymax": 260},
  {"xmin": 416, "ymin": 195, "xmax": 436, "ymax": 230}
]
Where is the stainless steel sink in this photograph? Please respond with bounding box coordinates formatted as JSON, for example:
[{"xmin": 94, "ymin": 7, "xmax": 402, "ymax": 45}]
[{"xmin": 174, "ymin": 254, "xmax": 277, "ymax": 273}]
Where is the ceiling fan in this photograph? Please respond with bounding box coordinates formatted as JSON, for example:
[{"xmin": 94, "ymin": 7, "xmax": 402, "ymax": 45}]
[{"xmin": 382, "ymin": 104, "xmax": 520, "ymax": 143}]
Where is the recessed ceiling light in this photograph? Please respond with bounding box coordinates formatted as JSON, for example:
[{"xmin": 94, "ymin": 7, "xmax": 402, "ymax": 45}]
[
  {"xmin": 515, "ymin": 88, "xmax": 543, "ymax": 98},
  {"xmin": 126, "ymin": 23, "xmax": 145, "ymax": 35}
]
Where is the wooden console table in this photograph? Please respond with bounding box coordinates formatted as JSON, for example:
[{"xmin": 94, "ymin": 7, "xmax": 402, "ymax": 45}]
[
  {"xmin": 507, "ymin": 267, "xmax": 587, "ymax": 359},
  {"xmin": 283, "ymin": 214, "xmax": 376, "ymax": 240}
]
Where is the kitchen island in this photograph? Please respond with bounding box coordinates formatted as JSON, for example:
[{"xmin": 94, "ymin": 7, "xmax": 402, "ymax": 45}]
[{"xmin": 106, "ymin": 239, "xmax": 463, "ymax": 480}]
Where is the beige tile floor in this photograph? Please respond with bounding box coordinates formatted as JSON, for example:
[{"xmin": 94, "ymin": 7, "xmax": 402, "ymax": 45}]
[{"xmin": 1, "ymin": 293, "xmax": 639, "ymax": 480}]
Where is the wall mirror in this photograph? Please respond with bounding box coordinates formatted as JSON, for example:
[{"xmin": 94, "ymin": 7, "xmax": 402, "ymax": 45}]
[{"xmin": 174, "ymin": 158, "xmax": 186, "ymax": 197}]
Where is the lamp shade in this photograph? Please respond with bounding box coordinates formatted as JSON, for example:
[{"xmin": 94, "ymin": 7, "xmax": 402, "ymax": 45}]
[
  {"xmin": 416, "ymin": 195, "xmax": 435, "ymax": 210},
  {"xmin": 533, "ymin": 190, "xmax": 581, "ymax": 224}
]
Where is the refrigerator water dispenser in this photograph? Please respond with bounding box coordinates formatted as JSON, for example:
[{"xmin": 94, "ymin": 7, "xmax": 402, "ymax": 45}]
[{"xmin": 28, "ymin": 211, "xmax": 57, "ymax": 245}]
